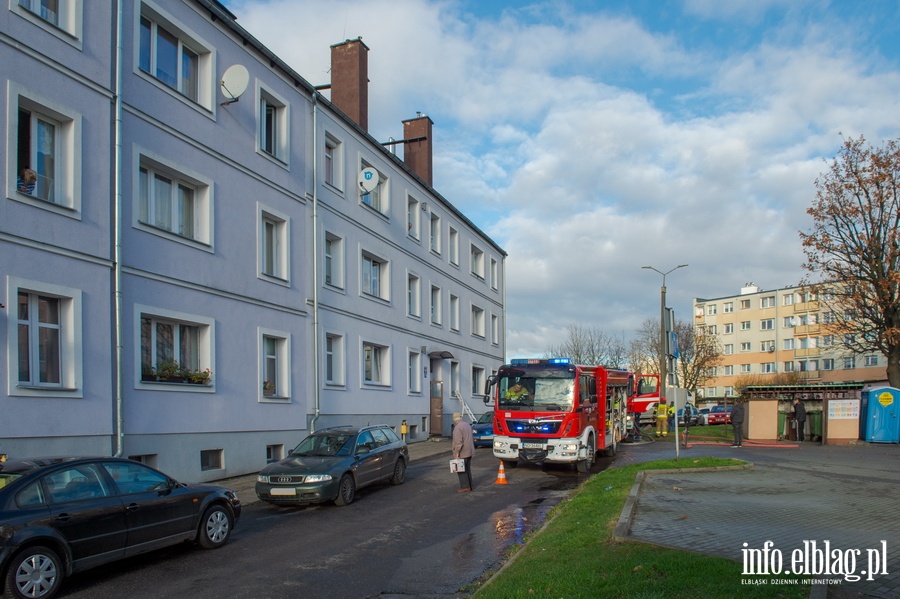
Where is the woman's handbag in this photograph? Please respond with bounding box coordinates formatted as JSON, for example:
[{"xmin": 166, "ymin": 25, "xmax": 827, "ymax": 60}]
[{"xmin": 449, "ymin": 458, "xmax": 466, "ymax": 473}]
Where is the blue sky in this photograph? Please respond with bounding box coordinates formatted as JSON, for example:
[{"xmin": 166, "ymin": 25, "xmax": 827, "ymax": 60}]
[{"xmin": 228, "ymin": 0, "xmax": 900, "ymax": 358}]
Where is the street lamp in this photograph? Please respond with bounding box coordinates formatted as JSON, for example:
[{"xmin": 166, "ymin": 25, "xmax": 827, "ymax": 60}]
[{"xmin": 642, "ymin": 264, "xmax": 688, "ymax": 456}]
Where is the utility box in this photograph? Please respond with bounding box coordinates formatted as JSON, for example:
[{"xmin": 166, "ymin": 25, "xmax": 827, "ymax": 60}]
[{"xmin": 862, "ymin": 387, "xmax": 900, "ymax": 443}]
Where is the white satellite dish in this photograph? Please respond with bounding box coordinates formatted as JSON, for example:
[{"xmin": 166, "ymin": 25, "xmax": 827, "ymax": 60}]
[
  {"xmin": 358, "ymin": 167, "xmax": 379, "ymax": 194},
  {"xmin": 220, "ymin": 64, "xmax": 249, "ymax": 105}
]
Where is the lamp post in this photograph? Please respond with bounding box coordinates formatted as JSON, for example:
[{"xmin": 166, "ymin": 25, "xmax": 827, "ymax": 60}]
[{"xmin": 642, "ymin": 264, "xmax": 687, "ymax": 457}]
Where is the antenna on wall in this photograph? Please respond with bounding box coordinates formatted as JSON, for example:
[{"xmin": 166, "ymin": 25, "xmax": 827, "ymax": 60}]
[{"xmin": 220, "ymin": 64, "xmax": 249, "ymax": 106}]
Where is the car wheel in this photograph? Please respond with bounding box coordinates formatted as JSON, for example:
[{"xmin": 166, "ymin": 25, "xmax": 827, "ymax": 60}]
[
  {"xmin": 389, "ymin": 459, "xmax": 406, "ymax": 485},
  {"xmin": 5, "ymin": 546, "xmax": 62, "ymax": 599},
  {"xmin": 334, "ymin": 474, "xmax": 356, "ymax": 506},
  {"xmin": 198, "ymin": 504, "xmax": 233, "ymax": 549}
]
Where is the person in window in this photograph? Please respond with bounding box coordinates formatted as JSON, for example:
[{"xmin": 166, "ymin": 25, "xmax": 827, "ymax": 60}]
[
  {"xmin": 17, "ymin": 168, "xmax": 36, "ymax": 195},
  {"xmin": 505, "ymin": 381, "xmax": 529, "ymax": 402}
]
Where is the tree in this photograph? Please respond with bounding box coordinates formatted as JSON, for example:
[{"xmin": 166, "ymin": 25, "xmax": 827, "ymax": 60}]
[
  {"xmin": 544, "ymin": 325, "xmax": 629, "ymax": 367},
  {"xmin": 629, "ymin": 318, "xmax": 722, "ymax": 394},
  {"xmin": 800, "ymin": 136, "xmax": 900, "ymax": 387}
]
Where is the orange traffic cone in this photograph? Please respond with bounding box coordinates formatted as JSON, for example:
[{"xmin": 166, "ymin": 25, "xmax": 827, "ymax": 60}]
[{"xmin": 495, "ymin": 461, "xmax": 509, "ymax": 485}]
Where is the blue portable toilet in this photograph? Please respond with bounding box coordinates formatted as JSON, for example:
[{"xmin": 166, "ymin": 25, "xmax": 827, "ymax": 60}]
[{"xmin": 863, "ymin": 387, "xmax": 900, "ymax": 443}]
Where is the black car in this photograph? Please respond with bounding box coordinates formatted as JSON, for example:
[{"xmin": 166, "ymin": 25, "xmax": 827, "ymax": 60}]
[
  {"xmin": 0, "ymin": 456, "xmax": 241, "ymax": 599},
  {"xmin": 255, "ymin": 424, "xmax": 409, "ymax": 507}
]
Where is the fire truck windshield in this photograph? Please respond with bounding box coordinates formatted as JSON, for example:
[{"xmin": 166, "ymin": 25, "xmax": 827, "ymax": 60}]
[{"xmin": 499, "ymin": 377, "xmax": 575, "ymax": 411}]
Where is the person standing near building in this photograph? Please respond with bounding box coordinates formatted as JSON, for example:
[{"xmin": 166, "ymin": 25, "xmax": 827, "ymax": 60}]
[
  {"xmin": 731, "ymin": 400, "xmax": 745, "ymax": 447},
  {"xmin": 451, "ymin": 412, "xmax": 475, "ymax": 492},
  {"xmin": 655, "ymin": 400, "xmax": 669, "ymax": 437},
  {"xmin": 792, "ymin": 399, "xmax": 807, "ymax": 442}
]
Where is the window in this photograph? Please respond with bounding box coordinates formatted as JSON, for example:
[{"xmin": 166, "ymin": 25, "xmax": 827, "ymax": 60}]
[
  {"xmin": 760, "ymin": 319, "xmax": 774, "ymax": 331},
  {"xmin": 724, "ymin": 365, "xmax": 734, "ymax": 375},
  {"xmin": 706, "ymin": 305, "xmax": 717, "ymax": 316},
  {"xmin": 843, "ymin": 357, "xmax": 856, "ymax": 370},
  {"xmin": 865, "ymin": 355, "xmax": 879, "ymax": 367},
  {"xmin": 470, "ymin": 245, "xmax": 485, "ymax": 279},
  {"xmin": 324, "ymin": 232, "xmax": 344, "ymax": 289},
  {"xmin": 259, "ymin": 208, "xmax": 289, "ymax": 281},
  {"xmin": 407, "ymin": 196, "xmax": 420, "ymax": 239},
  {"xmin": 260, "ymin": 330, "xmax": 289, "ymax": 400},
  {"xmin": 723, "ymin": 302, "xmax": 734, "ymax": 313},
  {"xmin": 363, "ymin": 341, "xmax": 390, "ymax": 385},
  {"xmin": 740, "ymin": 299, "xmax": 750, "ymax": 310},
  {"xmin": 430, "ymin": 285, "xmax": 441, "ymax": 325},
  {"xmin": 324, "ymin": 134, "xmax": 342, "ymax": 189},
  {"xmin": 138, "ymin": 5, "xmax": 211, "ymax": 106},
  {"xmin": 492, "ymin": 314, "xmax": 500, "ymax": 345},
  {"xmin": 822, "ymin": 358, "xmax": 834, "ymax": 371},
  {"xmin": 471, "ymin": 366, "xmax": 485, "ymax": 395},
  {"xmin": 12, "ymin": 90, "xmax": 81, "ymax": 211},
  {"xmin": 783, "ymin": 338, "xmax": 794, "ymax": 350},
  {"xmin": 449, "ymin": 294, "xmax": 459, "ymax": 331},
  {"xmin": 490, "ymin": 258, "xmax": 499, "ymax": 290},
  {"xmin": 137, "ymin": 305, "xmax": 213, "ymax": 388},
  {"xmin": 137, "ymin": 152, "xmax": 212, "ymax": 246},
  {"xmin": 724, "ymin": 323, "xmax": 733, "ymax": 334},
  {"xmin": 471, "ymin": 305, "xmax": 485, "ymax": 337},
  {"xmin": 740, "ymin": 342, "xmax": 751, "ymax": 352},
  {"xmin": 325, "ymin": 333, "xmax": 344, "ymax": 385},
  {"xmin": 360, "ymin": 161, "xmax": 388, "ymax": 214},
  {"xmin": 740, "ymin": 364, "xmax": 752, "ymax": 374},
  {"xmin": 408, "ymin": 351, "xmax": 421, "ymax": 394},
  {"xmin": 430, "ymin": 213, "xmax": 441, "ymax": 254},
  {"xmin": 258, "ymin": 87, "xmax": 289, "ymax": 161},
  {"xmin": 449, "ymin": 228, "xmax": 459, "ymax": 265},
  {"xmin": 761, "ymin": 296, "xmax": 775, "ymax": 308},
  {"xmin": 724, "ymin": 344, "xmax": 734, "ymax": 355},
  {"xmin": 783, "ymin": 361, "xmax": 795, "ymax": 372},
  {"xmin": 361, "ymin": 251, "xmax": 389, "ymax": 300},
  {"xmin": 10, "ymin": 278, "xmax": 82, "ymax": 397},
  {"xmin": 407, "ymin": 274, "xmax": 420, "ymax": 318},
  {"xmin": 740, "ymin": 321, "xmax": 751, "ymax": 331}
]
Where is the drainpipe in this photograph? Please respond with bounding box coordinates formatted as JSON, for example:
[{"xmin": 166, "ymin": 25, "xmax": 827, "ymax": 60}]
[
  {"xmin": 310, "ymin": 92, "xmax": 321, "ymax": 433},
  {"xmin": 112, "ymin": 0, "xmax": 125, "ymax": 456}
]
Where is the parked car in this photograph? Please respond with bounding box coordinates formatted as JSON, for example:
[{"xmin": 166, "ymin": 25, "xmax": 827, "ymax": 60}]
[
  {"xmin": 472, "ymin": 411, "xmax": 495, "ymax": 447},
  {"xmin": 0, "ymin": 456, "xmax": 241, "ymax": 599},
  {"xmin": 677, "ymin": 404, "xmax": 700, "ymax": 426},
  {"xmin": 707, "ymin": 405, "xmax": 733, "ymax": 425},
  {"xmin": 256, "ymin": 424, "xmax": 408, "ymax": 507},
  {"xmin": 698, "ymin": 408, "xmax": 711, "ymax": 426}
]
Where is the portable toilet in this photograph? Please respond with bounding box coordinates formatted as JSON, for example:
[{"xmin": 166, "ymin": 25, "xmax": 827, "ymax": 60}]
[{"xmin": 863, "ymin": 387, "xmax": 900, "ymax": 443}]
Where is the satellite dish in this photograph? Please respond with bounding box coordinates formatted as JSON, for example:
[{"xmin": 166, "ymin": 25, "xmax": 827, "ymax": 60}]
[
  {"xmin": 220, "ymin": 64, "xmax": 249, "ymax": 105},
  {"xmin": 358, "ymin": 167, "xmax": 379, "ymax": 193}
]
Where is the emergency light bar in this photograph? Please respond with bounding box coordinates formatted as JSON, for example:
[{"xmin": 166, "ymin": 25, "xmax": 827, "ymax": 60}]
[{"xmin": 509, "ymin": 358, "xmax": 572, "ymax": 366}]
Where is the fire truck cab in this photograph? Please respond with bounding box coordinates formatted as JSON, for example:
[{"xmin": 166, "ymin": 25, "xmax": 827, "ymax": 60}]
[{"xmin": 485, "ymin": 358, "xmax": 632, "ymax": 472}]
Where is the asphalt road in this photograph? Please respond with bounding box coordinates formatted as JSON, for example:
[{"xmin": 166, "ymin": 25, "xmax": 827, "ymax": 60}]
[{"xmin": 57, "ymin": 448, "xmax": 611, "ymax": 599}]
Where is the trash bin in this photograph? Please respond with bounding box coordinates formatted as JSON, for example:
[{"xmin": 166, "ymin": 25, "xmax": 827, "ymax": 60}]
[{"xmin": 809, "ymin": 412, "xmax": 822, "ymax": 442}]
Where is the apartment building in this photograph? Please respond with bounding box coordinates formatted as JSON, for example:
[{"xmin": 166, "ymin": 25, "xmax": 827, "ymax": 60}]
[
  {"xmin": 693, "ymin": 284, "xmax": 887, "ymax": 398},
  {"xmin": 1, "ymin": 0, "xmax": 505, "ymax": 481}
]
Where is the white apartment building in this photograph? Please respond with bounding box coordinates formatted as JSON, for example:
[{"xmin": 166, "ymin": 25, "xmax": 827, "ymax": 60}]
[
  {"xmin": 1, "ymin": 0, "xmax": 505, "ymax": 481},
  {"xmin": 693, "ymin": 284, "xmax": 888, "ymax": 398}
]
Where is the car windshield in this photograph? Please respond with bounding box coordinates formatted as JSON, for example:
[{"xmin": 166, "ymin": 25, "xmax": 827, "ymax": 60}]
[
  {"xmin": 477, "ymin": 412, "xmax": 493, "ymax": 424},
  {"xmin": 498, "ymin": 377, "xmax": 575, "ymax": 411},
  {"xmin": 291, "ymin": 432, "xmax": 355, "ymax": 457}
]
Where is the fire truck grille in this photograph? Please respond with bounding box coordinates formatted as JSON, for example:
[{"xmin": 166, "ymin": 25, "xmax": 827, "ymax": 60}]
[{"xmin": 507, "ymin": 419, "xmax": 562, "ymax": 435}]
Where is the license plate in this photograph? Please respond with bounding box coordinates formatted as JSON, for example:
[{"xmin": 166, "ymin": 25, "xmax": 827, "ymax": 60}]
[
  {"xmin": 522, "ymin": 442, "xmax": 544, "ymax": 449},
  {"xmin": 271, "ymin": 488, "xmax": 297, "ymax": 496}
]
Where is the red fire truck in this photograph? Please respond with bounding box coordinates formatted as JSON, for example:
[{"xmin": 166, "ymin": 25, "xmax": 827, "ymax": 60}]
[
  {"xmin": 485, "ymin": 358, "xmax": 633, "ymax": 471},
  {"xmin": 630, "ymin": 373, "xmax": 661, "ymax": 429}
]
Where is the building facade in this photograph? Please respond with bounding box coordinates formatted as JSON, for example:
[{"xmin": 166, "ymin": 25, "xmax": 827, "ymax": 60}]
[
  {"xmin": 1, "ymin": 0, "xmax": 505, "ymax": 481},
  {"xmin": 693, "ymin": 284, "xmax": 888, "ymax": 398}
]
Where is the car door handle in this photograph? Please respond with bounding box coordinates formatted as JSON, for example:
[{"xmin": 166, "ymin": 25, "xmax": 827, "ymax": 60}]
[{"xmin": 126, "ymin": 503, "xmax": 141, "ymax": 511}]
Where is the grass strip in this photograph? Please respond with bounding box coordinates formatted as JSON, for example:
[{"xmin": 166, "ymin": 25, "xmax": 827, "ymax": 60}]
[{"xmin": 471, "ymin": 457, "xmax": 808, "ymax": 599}]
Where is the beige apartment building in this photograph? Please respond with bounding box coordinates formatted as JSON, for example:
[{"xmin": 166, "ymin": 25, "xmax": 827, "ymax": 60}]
[{"xmin": 693, "ymin": 284, "xmax": 888, "ymax": 399}]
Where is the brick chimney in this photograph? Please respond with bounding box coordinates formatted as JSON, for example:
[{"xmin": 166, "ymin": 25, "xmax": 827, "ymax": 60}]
[
  {"xmin": 330, "ymin": 38, "xmax": 369, "ymax": 130},
  {"xmin": 402, "ymin": 114, "xmax": 433, "ymax": 187}
]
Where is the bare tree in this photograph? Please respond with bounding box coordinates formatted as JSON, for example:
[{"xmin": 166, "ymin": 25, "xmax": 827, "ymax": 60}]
[
  {"xmin": 544, "ymin": 325, "xmax": 629, "ymax": 367},
  {"xmin": 799, "ymin": 135, "xmax": 900, "ymax": 387}
]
